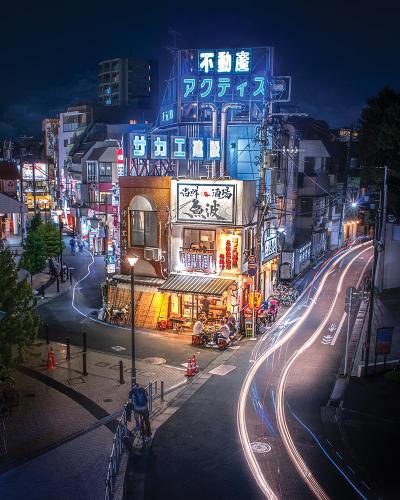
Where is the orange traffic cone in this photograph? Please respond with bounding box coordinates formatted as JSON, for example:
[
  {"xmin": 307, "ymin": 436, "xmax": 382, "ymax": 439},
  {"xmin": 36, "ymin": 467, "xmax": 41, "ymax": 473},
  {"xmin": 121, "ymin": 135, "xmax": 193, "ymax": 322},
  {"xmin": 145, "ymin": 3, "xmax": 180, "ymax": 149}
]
[
  {"xmin": 191, "ymin": 355, "xmax": 199, "ymax": 374},
  {"xmin": 185, "ymin": 357, "xmax": 193, "ymax": 377},
  {"xmin": 47, "ymin": 348, "xmax": 55, "ymax": 370}
]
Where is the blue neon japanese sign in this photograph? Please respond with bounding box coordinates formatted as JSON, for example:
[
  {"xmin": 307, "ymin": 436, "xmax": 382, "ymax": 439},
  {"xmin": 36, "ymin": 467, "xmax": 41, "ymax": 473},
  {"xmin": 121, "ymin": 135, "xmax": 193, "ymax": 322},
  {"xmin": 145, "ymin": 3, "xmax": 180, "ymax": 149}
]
[
  {"xmin": 130, "ymin": 135, "xmax": 221, "ymax": 162},
  {"xmin": 180, "ymin": 47, "xmax": 271, "ymax": 104}
]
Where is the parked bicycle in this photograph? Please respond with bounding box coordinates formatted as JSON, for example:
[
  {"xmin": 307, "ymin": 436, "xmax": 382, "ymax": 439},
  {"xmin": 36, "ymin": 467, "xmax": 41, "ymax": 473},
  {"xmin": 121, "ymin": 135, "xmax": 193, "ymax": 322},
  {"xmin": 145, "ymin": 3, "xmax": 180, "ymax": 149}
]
[{"xmin": 270, "ymin": 283, "xmax": 299, "ymax": 306}]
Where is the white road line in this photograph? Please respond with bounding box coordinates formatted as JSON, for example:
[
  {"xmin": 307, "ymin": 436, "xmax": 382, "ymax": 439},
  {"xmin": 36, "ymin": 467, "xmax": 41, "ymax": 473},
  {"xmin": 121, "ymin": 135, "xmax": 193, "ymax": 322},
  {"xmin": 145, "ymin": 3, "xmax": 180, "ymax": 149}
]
[
  {"xmin": 356, "ymin": 254, "xmax": 374, "ymax": 289},
  {"xmin": 331, "ymin": 312, "xmax": 347, "ymax": 346},
  {"xmin": 347, "ymin": 465, "xmax": 356, "ymax": 475},
  {"xmin": 336, "ymin": 451, "xmax": 343, "ymax": 460},
  {"xmin": 361, "ymin": 481, "xmax": 371, "ymax": 491}
]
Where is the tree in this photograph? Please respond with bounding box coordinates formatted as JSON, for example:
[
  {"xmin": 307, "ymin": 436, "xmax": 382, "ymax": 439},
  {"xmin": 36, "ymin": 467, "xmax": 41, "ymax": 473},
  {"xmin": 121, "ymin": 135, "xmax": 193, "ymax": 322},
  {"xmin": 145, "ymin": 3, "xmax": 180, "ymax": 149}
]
[
  {"xmin": 19, "ymin": 230, "xmax": 46, "ymax": 285},
  {"xmin": 38, "ymin": 222, "xmax": 64, "ymax": 258},
  {"xmin": 359, "ymin": 86, "xmax": 400, "ymax": 218},
  {"xmin": 28, "ymin": 212, "xmax": 42, "ymax": 233},
  {"xmin": 0, "ymin": 240, "xmax": 40, "ymax": 377}
]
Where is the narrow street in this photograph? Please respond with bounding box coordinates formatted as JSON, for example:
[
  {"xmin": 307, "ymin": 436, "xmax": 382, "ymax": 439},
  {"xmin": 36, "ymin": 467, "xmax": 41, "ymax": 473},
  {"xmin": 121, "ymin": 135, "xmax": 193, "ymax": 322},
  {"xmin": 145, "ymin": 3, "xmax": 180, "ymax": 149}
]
[{"xmin": 37, "ymin": 241, "xmax": 221, "ymax": 370}]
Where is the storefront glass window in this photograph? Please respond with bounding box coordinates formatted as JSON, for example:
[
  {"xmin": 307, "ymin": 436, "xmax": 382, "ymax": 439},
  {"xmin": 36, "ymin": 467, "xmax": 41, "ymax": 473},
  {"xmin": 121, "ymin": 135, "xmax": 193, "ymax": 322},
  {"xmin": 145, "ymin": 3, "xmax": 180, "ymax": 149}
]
[
  {"xmin": 183, "ymin": 229, "xmax": 215, "ymax": 249},
  {"xmin": 130, "ymin": 210, "xmax": 157, "ymax": 247}
]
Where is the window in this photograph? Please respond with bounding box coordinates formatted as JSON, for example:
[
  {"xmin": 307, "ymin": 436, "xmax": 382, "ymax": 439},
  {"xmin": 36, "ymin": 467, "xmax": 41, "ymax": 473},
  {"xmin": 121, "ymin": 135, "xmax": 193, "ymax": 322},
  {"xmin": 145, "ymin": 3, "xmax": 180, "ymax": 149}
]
[
  {"xmin": 304, "ymin": 157, "xmax": 316, "ymax": 176},
  {"xmin": 87, "ymin": 161, "xmax": 97, "ymax": 182},
  {"xmin": 98, "ymin": 162, "xmax": 113, "ymax": 182},
  {"xmin": 299, "ymin": 197, "xmax": 313, "ymax": 217},
  {"xmin": 183, "ymin": 229, "xmax": 215, "ymax": 250},
  {"xmin": 130, "ymin": 211, "xmax": 157, "ymax": 247},
  {"xmin": 129, "ymin": 195, "xmax": 157, "ymax": 248},
  {"xmin": 99, "ymin": 192, "xmax": 110, "ymax": 203},
  {"xmin": 64, "ymin": 139, "xmax": 69, "ymax": 148}
]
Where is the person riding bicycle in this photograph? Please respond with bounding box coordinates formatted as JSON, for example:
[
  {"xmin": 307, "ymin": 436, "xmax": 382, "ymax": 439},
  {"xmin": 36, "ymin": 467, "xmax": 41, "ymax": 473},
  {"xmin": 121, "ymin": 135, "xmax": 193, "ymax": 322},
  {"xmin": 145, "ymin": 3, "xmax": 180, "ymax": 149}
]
[{"xmin": 130, "ymin": 382, "xmax": 152, "ymax": 440}]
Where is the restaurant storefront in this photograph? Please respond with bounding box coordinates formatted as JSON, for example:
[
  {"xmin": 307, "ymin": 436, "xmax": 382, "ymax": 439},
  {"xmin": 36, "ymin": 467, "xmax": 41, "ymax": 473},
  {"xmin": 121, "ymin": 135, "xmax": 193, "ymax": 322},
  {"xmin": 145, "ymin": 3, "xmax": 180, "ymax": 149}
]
[{"xmin": 261, "ymin": 234, "xmax": 279, "ymax": 300}]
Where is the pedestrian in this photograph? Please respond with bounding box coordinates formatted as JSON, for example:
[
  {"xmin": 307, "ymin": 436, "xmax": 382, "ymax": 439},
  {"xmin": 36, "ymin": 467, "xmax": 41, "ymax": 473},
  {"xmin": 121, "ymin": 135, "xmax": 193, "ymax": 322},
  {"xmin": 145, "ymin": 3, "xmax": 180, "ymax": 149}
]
[
  {"xmin": 131, "ymin": 383, "xmax": 152, "ymax": 439},
  {"xmin": 78, "ymin": 239, "xmax": 84, "ymax": 254},
  {"xmin": 69, "ymin": 237, "xmax": 76, "ymax": 255},
  {"xmin": 61, "ymin": 263, "xmax": 67, "ymax": 281}
]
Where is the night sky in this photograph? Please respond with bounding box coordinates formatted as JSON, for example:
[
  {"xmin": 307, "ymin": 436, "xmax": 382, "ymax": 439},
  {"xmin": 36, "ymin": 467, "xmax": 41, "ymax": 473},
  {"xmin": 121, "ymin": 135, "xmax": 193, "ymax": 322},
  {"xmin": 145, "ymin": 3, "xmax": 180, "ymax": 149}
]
[{"xmin": 1, "ymin": 0, "xmax": 399, "ymax": 138}]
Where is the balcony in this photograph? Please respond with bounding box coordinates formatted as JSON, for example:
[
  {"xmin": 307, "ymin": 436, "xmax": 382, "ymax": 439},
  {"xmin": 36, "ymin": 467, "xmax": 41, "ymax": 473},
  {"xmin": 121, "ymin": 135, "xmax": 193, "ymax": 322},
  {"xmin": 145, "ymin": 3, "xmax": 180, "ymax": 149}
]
[{"xmin": 179, "ymin": 248, "xmax": 216, "ymax": 274}]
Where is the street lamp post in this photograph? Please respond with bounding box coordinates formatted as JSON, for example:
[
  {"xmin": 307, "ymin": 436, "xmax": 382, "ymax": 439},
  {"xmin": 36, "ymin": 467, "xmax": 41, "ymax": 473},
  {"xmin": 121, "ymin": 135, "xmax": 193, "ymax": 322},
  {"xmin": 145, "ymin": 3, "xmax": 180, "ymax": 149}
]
[
  {"xmin": 127, "ymin": 256, "xmax": 138, "ymax": 389},
  {"xmin": 55, "ymin": 209, "xmax": 64, "ymax": 281}
]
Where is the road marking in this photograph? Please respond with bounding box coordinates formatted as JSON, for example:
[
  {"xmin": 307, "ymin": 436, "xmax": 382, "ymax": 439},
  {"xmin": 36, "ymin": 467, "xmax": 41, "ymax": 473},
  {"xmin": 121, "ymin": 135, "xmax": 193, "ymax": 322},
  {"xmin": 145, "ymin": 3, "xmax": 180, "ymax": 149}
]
[
  {"xmin": 251, "ymin": 442, "xmax": 271, "ymax": 453},
  {"xmin": 356, "ymin": 254, "xmax": 374, "ymax": 289},
  {"xmin": 321, "ymin": 334, "xmax": 333, "ymax": 345},
  {"xmin": 330, "ymin": 312, "xmax": 347, "ymax": 346},
  {"xmin": 347, "ymin": 465, "xmax": 356, "ymax": 475},
  {"xmin": 361, "ymin": 481, "xmax": 371, "ymax": 491},
  {"xmin": 328, "ymin": 323, "xmax": 337, "ymax": 333},
  {"xmin": 326, "ymin": 439, "xmax": 333, "ymax": 447},
  {"xmin": 111, "ymin": 346, "xmax": 126, "ymax": 352},
  {"xmin": 336, "ymin": 451, "xmax": 343, "ymax": 460},
  {"xmin": 209, "ymin": 364, "xmax": 236, "ymax": 376}
]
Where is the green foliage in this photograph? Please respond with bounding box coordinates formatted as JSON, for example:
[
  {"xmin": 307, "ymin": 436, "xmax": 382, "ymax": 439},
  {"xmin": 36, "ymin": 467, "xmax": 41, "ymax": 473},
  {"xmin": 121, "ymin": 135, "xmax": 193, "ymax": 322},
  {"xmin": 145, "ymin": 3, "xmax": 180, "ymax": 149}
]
[
  {"xmin": 20, "ymin": 230, "xmax": 46, "ymax": 277},
  {"xmin": 28, "ymin": 212, "xmax": 43, "ymax": 234},
  {"xmin": 37, "ymin": 222, "xmax": 64, "ymax": 258},
  {"xmin": 359, "ymin": 86, "xmax": 400, "ymax": 217},
  {"xmin": 0, "ymin": 241, "xmax": 40, "ymax": 377}
]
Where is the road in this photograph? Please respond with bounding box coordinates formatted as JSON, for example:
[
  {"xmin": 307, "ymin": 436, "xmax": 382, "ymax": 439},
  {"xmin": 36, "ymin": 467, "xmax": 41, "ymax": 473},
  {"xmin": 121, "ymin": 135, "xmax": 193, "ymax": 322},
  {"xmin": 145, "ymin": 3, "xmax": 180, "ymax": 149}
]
[
  {"xmin": 238, "ymin": 241, "xmax": 374, "ymax": 499},
  {"xmin": 37, "ymin": 242, "xmax": 220, "ymax": 370}
]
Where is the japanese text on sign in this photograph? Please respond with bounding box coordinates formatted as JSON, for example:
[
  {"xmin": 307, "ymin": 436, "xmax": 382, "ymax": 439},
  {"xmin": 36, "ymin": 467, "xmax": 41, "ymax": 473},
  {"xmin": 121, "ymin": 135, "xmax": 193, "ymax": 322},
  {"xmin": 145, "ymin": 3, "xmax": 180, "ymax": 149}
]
[{"xmin": 176, "ymin": 182, "xmax": 236, "ymax": 225}]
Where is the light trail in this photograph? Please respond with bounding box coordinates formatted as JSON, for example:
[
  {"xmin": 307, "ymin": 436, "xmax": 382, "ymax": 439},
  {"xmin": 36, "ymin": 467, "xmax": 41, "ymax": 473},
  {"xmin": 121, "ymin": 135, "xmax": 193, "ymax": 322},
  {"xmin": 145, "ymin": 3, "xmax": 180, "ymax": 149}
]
[
  {"xmin": 237, "ymin": 241, "xmax": 372, "ymax": 499},
  {"xmin": 275, "ymin": 245, "xmax": 372, "ymax": 499}
]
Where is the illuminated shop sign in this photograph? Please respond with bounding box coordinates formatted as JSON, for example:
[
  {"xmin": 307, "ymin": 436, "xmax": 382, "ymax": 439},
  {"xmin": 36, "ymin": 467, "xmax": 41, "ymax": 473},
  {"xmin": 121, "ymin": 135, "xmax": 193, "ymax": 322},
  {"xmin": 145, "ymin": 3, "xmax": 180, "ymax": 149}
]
[
  {"xmin": 130, "ymin": 135, "xmax": 221, "ymax": 161},
  {"xmin": 22, "ymin": 162, "xmax": 48, "ymax": 181},
  {"xmin": 180, "ymin": 47, "xmax": 271, "ymax": 103},
  {"xmin": 176, "ymin": 182, "xmax": 236, "ymax": 225}
]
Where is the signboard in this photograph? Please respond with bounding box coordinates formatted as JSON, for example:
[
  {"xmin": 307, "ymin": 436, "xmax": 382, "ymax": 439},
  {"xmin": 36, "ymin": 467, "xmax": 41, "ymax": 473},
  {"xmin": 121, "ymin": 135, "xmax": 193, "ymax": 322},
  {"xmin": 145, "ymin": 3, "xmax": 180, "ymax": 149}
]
[
  {"xmin": 26, "ymin": 194, "xmax": 51, "ymax": 209},
  {"xmin": 176, "ymin": 182, "xmax": 236, "ymax": 225},
  {"xmin": 248, "ymin": 267, "xmax": 256, "ymax": 277},
  {"xmin": 130, "ymin": 134, "xmax": 221, "ymax": 162},
  {"xmin": 23, "ymin": 163, "xmax": 48, "ymax": 181},
  {"xmin": 180, "ymin": 47, "xmax": 271, "ymax": 104},
  {"xmin": 107, "ymin": 263, "xmax": 116, "ymax": 274},
  {"xmin": 263, "ymin": 235, "xmax": 278, "ymax": 261},
  {"xmin": 116, "ymin": 148, "xmax": 125, "ymax": 176},
  {"xmin": 375, "ymin": 327, "xmax": 393, "ymax": 355},
  {"xmin": 248, "ymin": 255, "xmax": 257, "ymax": 266}
]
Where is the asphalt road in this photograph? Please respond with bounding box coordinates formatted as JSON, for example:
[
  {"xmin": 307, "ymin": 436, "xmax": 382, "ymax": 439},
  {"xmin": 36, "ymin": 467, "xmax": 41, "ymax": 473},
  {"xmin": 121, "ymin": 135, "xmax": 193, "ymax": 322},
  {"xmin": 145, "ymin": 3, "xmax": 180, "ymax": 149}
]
[
  {"xmin": 240, "ymin": 242, "xmax": 374, "ymax": 499},
  {"xmin": 37, "ymin": 242, "xmax": 220, "ymax": 370}
]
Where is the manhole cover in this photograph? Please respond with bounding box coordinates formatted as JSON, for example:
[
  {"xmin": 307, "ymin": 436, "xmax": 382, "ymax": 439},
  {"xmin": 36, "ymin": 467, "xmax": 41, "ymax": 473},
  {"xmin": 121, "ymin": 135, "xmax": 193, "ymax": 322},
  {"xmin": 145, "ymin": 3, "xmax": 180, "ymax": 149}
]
[
  {"xmin": 143, "ymin": 357, "xmax": 166, "ymax": 365},
  {"xmin": 103, "ymin": 398, "xmax": 113, "ymax": 403},
  {"xmin": 251, "ymin": 442, "xmax": 272, "ymax": 454},
  {"xmin": 95, "ymin": 362, "xmax": 110, "ymax": 368}
]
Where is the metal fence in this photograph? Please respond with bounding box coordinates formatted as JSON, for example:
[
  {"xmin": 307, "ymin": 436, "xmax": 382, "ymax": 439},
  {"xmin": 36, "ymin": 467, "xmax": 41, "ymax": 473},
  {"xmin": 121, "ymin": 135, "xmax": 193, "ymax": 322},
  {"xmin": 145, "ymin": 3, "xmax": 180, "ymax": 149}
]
[{"xmin": 104, "ymin": 380, "xmax": 164, "ymax": 500}]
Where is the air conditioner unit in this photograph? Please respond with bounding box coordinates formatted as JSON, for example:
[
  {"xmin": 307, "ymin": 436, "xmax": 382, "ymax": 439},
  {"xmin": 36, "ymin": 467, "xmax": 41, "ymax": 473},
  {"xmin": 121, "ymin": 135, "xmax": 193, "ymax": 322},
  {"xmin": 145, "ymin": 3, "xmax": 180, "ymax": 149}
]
[{"xmin": 144, "ymin": 248, "xmax": 162, "ymax": 261}]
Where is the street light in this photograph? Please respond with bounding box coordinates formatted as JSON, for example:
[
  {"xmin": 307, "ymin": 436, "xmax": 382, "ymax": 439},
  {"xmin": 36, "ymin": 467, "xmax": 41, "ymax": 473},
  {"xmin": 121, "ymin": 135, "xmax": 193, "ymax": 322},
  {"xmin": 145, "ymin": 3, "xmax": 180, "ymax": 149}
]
[
  {"xmin": 127, "ymin": 255, "xmax": 138, "ymax": 389},
  {"xmin": 55, "ymin": 208, "xmax": 64, "ymax": 281}
]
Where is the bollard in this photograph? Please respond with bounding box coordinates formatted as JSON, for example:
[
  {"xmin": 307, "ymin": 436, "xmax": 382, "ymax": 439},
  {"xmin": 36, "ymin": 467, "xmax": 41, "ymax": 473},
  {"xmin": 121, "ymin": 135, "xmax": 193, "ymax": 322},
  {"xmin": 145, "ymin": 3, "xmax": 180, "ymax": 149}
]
[
  {"xmin": 45, "ymin": 324, "xmax": 50, "ymax": 345},
  {"xmin": 69, "ymin": 271, "xmax": 72, "ymax": 285},
  {"xmin": 66, "ymin": 267, "xmax": 69, "ymax": 279},
  {"xmin": 82, "ymin": 352, "xmax": 88, "ymax": 376},
  {"xmin": 119, "ymin": 360, "xmax": 125, "ymax": 384},
  {"xmin": 161, "ymin": 381, "xmax": 165, "ymax": 402},
  {"xmin": 41, "ymin": 284, "xmax": 45, "ymax": 299},
  {"xmin": 82, "ymin": 331, "xmax": 87, "ymax": 352},
  {"xmin": 56, "ymin": 278, "xmax": 60, "ymax": 293},
  {"xmin": 66, "ymin": 337, "xmax": 71, "ymax": 360},
  {"xmin": 154, "ymin": 380, "xmax": 158, "ymax": 394},
  {"xmin": 148, "ymin": 382, "xmax": 153, "ymax": 413}
]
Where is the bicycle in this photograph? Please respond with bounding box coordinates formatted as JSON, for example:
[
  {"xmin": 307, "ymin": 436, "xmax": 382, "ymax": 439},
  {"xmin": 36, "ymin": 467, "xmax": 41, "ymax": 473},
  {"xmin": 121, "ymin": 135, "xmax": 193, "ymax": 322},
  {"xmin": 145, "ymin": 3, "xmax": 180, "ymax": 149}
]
[{"xmin": 123, "ymin": 411, "xmax": 150, "ymax": 451}]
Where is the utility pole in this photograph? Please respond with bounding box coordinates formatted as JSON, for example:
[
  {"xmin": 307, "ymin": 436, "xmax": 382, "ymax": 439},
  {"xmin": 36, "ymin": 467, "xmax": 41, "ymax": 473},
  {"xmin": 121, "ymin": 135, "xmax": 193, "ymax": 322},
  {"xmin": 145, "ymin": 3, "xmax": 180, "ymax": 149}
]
[
  {"xmin": 32, "ymin": 162, "xmax": 37, "ymax": 215},
  {"xmin": 364, "ymin": 167, "xmax": 385, "ymax": 376},
  {"xmin": 377, "ymin": 165, "xmax": 388, "ymax": 291},
  {"xmin": 337, "ymin": 126, "xmax": 353, "ymax": 247}
]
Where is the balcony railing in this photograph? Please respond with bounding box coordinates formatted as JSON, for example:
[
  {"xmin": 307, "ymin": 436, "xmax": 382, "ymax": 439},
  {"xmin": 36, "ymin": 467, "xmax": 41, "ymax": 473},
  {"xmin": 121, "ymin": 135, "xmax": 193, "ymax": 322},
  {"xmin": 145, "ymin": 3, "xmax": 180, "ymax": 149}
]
[{"xmin": 179, "ymin": 248, "xmax": 216, "ymax": 274}]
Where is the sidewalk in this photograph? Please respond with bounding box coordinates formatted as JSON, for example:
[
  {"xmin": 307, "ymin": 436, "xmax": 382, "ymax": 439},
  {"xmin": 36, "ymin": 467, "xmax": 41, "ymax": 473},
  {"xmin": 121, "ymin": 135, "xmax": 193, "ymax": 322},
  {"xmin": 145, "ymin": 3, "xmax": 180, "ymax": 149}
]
[{"xmin": 0, "ymin": 342, "xmax": 187, "ymax": 500}]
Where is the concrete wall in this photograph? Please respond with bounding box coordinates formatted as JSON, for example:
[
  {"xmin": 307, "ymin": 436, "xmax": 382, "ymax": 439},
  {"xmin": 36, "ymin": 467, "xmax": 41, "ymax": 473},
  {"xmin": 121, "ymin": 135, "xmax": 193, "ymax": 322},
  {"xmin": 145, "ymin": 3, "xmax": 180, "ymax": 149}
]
[{"xmin": 382, "ymin": 223, "xmax": 400, "ymax": 290}]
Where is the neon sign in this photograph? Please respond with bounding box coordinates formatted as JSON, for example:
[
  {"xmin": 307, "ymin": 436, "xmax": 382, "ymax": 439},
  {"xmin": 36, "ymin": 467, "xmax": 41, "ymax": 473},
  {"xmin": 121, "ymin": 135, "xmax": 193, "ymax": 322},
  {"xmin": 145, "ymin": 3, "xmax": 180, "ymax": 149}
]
[{"xmin": 130, "ymin": 135, "xmax": 221, "ymax": 161}]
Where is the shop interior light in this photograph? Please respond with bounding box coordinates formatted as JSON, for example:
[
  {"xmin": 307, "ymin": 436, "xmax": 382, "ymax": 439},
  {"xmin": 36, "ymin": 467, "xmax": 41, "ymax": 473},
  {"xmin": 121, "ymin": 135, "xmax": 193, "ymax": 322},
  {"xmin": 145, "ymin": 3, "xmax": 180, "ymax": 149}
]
[{"xmin": 277, "ymin": 227, "xmax": 285, "ymax": 233}]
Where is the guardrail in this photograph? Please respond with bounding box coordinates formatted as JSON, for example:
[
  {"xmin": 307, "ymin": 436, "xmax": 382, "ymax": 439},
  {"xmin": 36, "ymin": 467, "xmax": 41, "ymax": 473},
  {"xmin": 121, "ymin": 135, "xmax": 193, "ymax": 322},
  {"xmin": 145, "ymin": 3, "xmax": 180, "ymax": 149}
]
[{"xmin": 104, "ymin": 380, "xmax": 164, "ymax": 500}]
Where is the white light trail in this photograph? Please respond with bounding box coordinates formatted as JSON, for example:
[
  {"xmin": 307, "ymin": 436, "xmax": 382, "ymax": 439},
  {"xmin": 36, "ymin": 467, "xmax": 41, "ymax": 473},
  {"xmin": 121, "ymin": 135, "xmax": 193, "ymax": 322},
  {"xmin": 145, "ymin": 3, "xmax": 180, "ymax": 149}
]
[
  {"xmin": 275, "ymin": 245, "xmax": 372, "ymax": 499},
  {"xmin": 237, "ymin": 241, "xmax": 372, "ymax": 499}
]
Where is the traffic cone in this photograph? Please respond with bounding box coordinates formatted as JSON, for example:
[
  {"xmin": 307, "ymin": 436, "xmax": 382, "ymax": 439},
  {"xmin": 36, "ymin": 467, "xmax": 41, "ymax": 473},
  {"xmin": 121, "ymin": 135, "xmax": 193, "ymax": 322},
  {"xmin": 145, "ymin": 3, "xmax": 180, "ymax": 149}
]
[
  {"xmin": 47, "ymin": 348, "xmax": 55, "ymax": 370},
  {"xmin": 185, "ymin": 357, "xmax": 193, "ymax": 377},
  {"xmin": 191, "ymin": 355, "xmax": 199, "ymax": 374}
]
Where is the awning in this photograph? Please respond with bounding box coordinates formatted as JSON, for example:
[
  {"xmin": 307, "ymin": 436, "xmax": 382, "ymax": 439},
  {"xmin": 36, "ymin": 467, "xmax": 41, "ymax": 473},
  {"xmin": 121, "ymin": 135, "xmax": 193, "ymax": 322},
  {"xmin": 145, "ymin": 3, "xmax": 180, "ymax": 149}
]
[
  {"xmin": 0, "ymin": 193, "xmax": 28, "ymax": 214},
  {"xmin": 112, "ymin": 274, "xmax": 165, "ymax": 287},
  {"xmin": 158, "ymin": 274, "xmax": 236, "ymax": 297}
]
